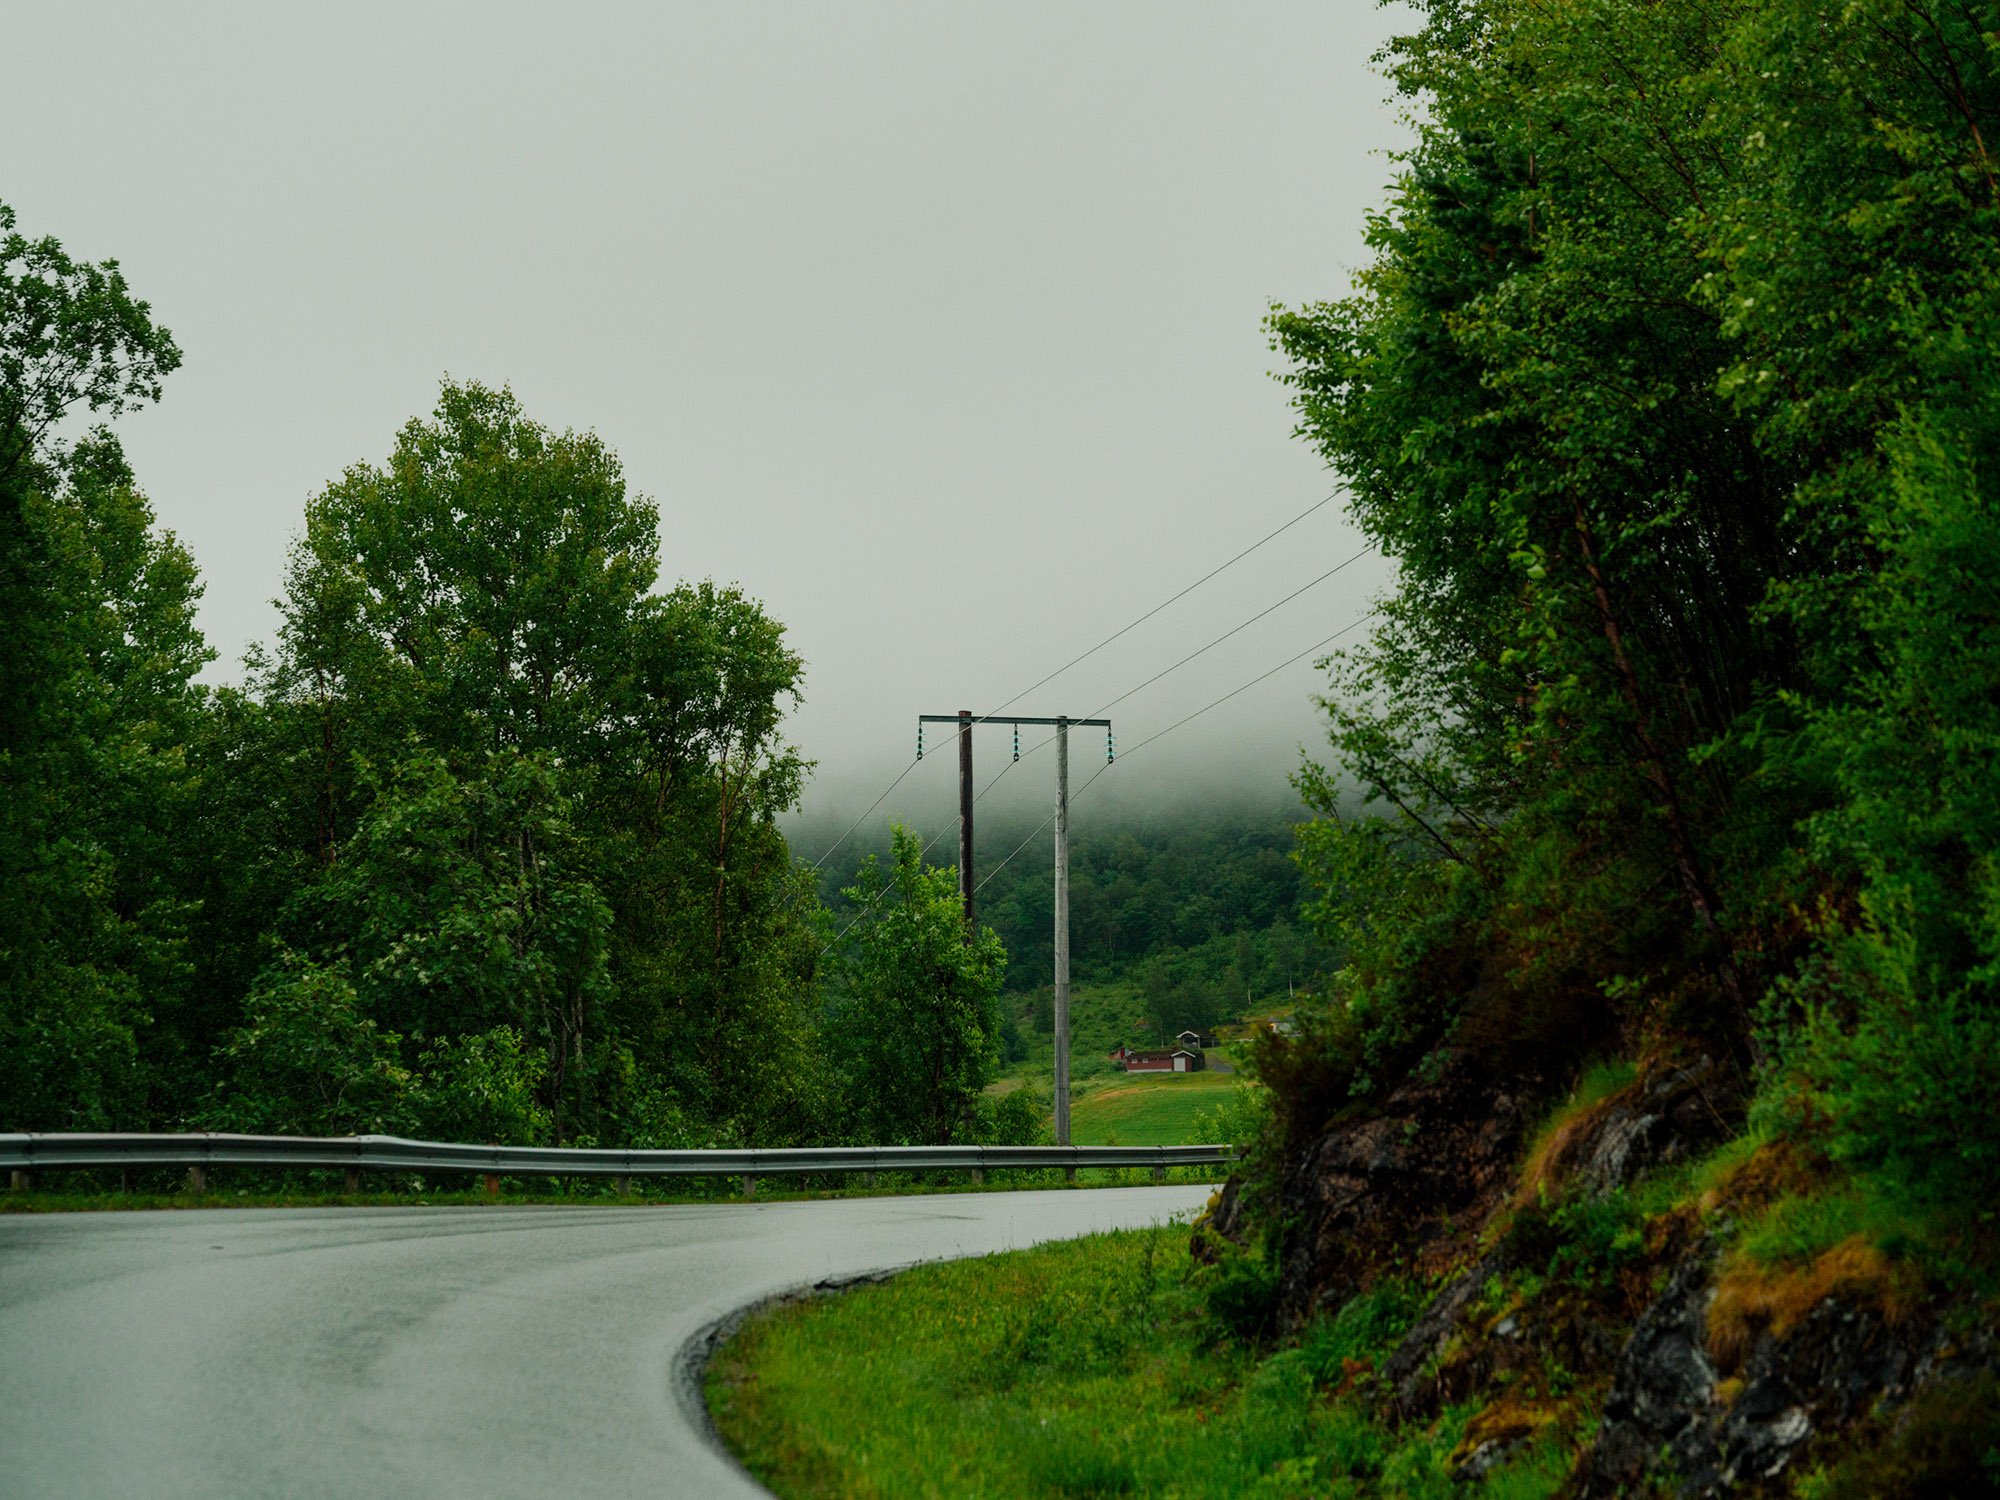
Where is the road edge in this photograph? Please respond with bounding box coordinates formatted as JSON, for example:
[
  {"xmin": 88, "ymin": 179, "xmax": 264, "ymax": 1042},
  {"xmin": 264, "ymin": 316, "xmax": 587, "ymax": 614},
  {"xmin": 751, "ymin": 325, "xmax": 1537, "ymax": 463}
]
[{"xmin": 674, "ymin": 1265, "xmax": 914, "ymax": 1495}]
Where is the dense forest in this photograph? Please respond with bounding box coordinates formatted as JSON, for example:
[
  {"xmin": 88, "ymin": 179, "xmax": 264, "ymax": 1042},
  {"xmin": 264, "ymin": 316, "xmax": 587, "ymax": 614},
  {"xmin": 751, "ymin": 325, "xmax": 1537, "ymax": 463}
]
[
  {"xmin": 1180, "ymin": 0, "xmax": 2000, "ymax": 1491},
  {"xmin": 813, "ymin": 810, "xmax": 1333, "ymax": 1040},
  {"xmin": 0, "ymin": 210, "xmax": 1011, "ymax": 1150}
]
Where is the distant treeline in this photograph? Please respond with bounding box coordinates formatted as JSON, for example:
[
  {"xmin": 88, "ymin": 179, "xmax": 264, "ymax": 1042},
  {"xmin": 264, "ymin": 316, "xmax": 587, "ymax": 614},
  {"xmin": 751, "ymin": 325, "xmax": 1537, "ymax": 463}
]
[{"xmin": 816, "ymin": 812, "xmax": 1333, "ymax": 1032}]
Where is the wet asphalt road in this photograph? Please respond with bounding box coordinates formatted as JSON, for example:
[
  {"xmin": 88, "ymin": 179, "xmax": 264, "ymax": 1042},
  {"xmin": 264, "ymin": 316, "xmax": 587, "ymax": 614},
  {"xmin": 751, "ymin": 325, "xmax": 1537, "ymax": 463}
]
[{"xmin": 0, "ymin": 1186, "xmax": 1207, "ymax": 1500}]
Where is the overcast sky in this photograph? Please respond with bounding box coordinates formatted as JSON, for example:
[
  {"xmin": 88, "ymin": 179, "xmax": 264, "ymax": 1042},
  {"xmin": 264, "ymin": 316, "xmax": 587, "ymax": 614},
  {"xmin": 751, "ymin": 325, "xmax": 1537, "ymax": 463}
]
[{"xmin": 5, "ymin": 2, "xmax": 1413, "ymax": 842}]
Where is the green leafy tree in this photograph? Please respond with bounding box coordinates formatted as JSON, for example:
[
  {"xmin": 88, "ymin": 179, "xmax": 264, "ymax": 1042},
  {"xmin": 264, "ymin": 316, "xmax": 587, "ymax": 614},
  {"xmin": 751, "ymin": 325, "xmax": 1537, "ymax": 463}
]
[
  {"xmin": 222, "ymin": 380, "xmax": 820, "ymax": 1144},
  {"xmin": 203, "ymin": 956, "xmax": 413, "ymax": 1137},
  {"xmin": 832, "ymin": 826, "xmax": 1007, "ymax": 1145},
  {"xmin": 290, "ymin": 748, "xmax": 613, "ymax": 1140},
  {"xmin": 1258, "ymin": 0, "xmax": 2000, "ymax": 1222},
  {"xmin": 411, "ymin": 1027, "xmax": 550, "ymax": 1147},
  {"xmin": 0, "ymin": 438, "xmax": 209, "ymax": 1128}
]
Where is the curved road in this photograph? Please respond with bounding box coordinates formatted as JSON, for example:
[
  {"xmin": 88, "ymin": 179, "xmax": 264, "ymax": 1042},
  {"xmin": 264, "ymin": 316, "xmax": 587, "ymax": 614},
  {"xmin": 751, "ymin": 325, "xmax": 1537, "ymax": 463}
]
[{"xmin": 0, "ymin": 1185, "xmax": 1207, "ymax": 1499}]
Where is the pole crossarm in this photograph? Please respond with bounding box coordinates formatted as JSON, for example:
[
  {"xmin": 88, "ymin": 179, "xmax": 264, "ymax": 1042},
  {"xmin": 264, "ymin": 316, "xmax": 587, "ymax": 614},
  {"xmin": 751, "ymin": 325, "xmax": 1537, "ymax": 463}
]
[
  {"xmin": 918, "ymin": 715, "xmax": 1111, "ymax": 727},
  {"xmin": 0, "ymin": 1132, "xmax": 1234, "ymax": 1178}
]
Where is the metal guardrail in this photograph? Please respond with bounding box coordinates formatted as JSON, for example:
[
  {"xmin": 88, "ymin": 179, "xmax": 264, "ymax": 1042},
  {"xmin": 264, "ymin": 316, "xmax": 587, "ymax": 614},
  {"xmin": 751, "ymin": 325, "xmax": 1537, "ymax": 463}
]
[{"xmin": 0, "ymin": 1132, "xmax": 1234, "ymax": 1191}]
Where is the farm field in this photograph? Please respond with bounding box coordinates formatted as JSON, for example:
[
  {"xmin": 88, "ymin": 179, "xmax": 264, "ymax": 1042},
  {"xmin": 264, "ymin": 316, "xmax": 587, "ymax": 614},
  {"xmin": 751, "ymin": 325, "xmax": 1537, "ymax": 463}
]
[{"xmin": 1069, "ymin": 1062, "xmax": 1241, "ymax": 1146}]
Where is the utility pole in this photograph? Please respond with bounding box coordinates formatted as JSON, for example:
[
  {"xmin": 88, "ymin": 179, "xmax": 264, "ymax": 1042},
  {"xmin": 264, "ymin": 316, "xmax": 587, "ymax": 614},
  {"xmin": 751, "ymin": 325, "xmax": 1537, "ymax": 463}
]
[
  {"xmin": 1054, "ymin": 717, "xmax": 1070, "ymax": 1147},
  {"xmin": 958, "ymin": 709, "xmax": 974, "ymax": 931},
  {"xmin": 918, "ymin": 712, "xmax": 1112, "ymax": 1145}
]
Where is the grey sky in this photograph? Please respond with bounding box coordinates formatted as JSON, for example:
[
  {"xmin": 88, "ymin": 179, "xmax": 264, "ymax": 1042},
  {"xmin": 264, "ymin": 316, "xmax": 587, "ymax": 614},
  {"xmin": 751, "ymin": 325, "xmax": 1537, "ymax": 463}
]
[{"xmin": 5, "ymin": 3, "xmax": 1412, "ymax": 837}]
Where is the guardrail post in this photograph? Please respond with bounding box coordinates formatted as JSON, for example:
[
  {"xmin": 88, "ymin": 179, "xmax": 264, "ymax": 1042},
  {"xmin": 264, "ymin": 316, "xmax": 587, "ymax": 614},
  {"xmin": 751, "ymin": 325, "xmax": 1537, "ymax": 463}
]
[
  {"xmin": 1065, "ymin": 1167, "xmax": 1077, "ymax": 1184},
  {"xmin": 970, "ymin": 1168, "xmax": 983, "ymax": 1186},
  {"xmin": 345, "ymin": 1167, "xmax": 361, "ymax": 1194},
  {"xmin": 10, "ymin": 1169, "xmax": 28, "ymax": 1192},
  {"xmin": 862, "ymin": 1170, "xmax": 875, "ymax": 1190},
  {"xmin": 483, "ymin": 1173, "xmax": 498, "ymax": 1197},
  {"xmin": 120, "ymin": 1168, "xmax": 132, "ymax": 1194},
  {"xmin": 1153, "ymin": 1165, "xmax": 1166, "ymax": 1183},
  {"xmin": 741, "ymin": 1173, "xmax": 756, "ymax": 1198},
  {"xmin": 614, "ymin": 1174, "xmax": 631, "ymax": 1197},
  {"xmin": 187, "ymin": 1165, "xmax": 206, "ymax": 1195}
]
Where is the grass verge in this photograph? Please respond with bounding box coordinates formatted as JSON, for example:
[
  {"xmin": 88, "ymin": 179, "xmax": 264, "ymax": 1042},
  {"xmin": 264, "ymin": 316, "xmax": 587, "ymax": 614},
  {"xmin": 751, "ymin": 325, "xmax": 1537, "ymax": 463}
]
[{"xmin": 706, "ymin": 1225, "xmax": 1571, "ymax": 1500}]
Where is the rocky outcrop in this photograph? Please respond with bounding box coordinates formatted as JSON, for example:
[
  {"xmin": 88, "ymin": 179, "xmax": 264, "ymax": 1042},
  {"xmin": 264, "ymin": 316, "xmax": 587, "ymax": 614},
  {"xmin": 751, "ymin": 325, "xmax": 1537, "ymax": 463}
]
[
  {"xmin": 1267, "ymin": 1048, "xmax": 1546, "ymax": 1328},
  {"xmin": 1580, "ymin": 1241, "xmax": 1976, "ymax": 1497},
  {"xmin": 1534, "ymin": 1057, "xmax": 1743, "ymax": 1202},
  {"xmin": 1235, "ymin": 1030, "xmax": 1995, "ymax": 1495},
  {"xmin": 1266, "ymin": 1049, "xmax": 1742, "ymax": 1332}
]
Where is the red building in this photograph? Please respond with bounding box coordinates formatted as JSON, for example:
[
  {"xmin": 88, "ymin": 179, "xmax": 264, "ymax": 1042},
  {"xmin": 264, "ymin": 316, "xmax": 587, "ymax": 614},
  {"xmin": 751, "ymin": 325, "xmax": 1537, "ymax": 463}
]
[{"xmin": 1115, "ymin": 1047, "xmax": 1204, "ymax": 1073}]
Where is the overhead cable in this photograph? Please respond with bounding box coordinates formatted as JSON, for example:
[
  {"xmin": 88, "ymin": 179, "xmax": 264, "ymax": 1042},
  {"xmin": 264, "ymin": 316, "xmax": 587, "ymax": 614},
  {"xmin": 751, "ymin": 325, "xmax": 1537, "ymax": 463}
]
[
  {"xmin": 807, "ymin": 492, "xmax": 1359, "ymax": 873},
  {"xmin": 1089, "ymin": 548, "xmax": 1371, "ymax": 716},
  {"xmin": 968, "ymin": 610, "xmax": 1374, "ymax": 899},
  {"xmin": 977, "ymin": 491, "xmax": 1346, "ymax": 723}
]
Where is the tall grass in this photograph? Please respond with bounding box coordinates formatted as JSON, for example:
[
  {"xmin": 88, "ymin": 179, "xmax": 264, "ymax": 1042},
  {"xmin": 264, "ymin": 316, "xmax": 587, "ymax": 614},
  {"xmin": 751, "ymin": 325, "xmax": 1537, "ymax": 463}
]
[{"xmin": 707, "ymin": 1227, "xmax": 1568, "ymax": 1499}]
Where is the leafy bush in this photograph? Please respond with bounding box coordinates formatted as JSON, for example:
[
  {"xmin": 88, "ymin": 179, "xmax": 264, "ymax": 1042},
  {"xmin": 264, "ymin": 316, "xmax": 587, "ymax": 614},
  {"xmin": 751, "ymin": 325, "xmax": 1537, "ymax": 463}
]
[
  {"xmin": 976, "ymin": 1084, "xmax": 1046, "ymax": 1145},
  {"xmin": 1298, "ymin": 1281, "xmax": 1424, "ymax": 1384},
  {"xmin": 1794, "ymin": 1373, "xmax": 2000, "ymax": 1500},
  {"xmin": 202, "ymin": 954, "xmax": 412, "ymax": 1136},
  {"xmin": 1502, "ymin": 1192, "xmax": 1646, "ymax": 1290},
  {"xmin": 1775, "ymin": 900, "xmax": 2000, "ymax": 1220},
  {"xmin": 411, "ymin": 1026, "xmax": 549, "ymax": 1145}
]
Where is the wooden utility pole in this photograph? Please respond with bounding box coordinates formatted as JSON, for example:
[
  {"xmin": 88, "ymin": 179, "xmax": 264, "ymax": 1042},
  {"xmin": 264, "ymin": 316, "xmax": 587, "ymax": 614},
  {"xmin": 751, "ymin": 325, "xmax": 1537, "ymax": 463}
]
[
  {"xmin": 958, "ymin": 709, "xmax": 975, "ymax": 931},
  {"xmin": 1053, "ymin": 717, "xmax": 1070, "ymax": 1147},
  {"xmin": 918, "ymin": 713, "xmax": 1112, "ymax": 1146}
]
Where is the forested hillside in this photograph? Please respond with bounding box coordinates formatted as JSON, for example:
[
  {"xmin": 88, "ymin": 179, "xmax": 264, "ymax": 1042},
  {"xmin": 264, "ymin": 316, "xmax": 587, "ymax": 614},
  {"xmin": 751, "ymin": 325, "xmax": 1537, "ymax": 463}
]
[
  {"xmin": 815, "ymin": 810, "xmax": 1333, "ymax": 1030},
  {"xmin": 1198, "ymin": 0, "xmax": 2000, "ymax": 1491}
]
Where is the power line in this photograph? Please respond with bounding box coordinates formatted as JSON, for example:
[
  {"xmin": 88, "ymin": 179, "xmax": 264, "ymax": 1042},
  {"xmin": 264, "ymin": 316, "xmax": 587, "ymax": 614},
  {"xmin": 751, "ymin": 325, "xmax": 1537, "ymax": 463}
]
[
  {"xmin": 959, "ymin": 545, "xmax": 1375, "ymax": 786},
  {"xmin": 806, "ymin": 493, "xmax": 1361, "ymax": 873},
  {"xmin": 809, "ymin": 755, "xmax": 926, "ymax": 870},
  {"xmin": 968, "ymin": 611, "xmax": 1374, "ymax": 899},
  {"xmin": 1103, "ymin": 612, "xmax": 1374, "ymax": 764},
  {"xmin": 977, "ymin": 491, "xmax": 1346, "ymax": 723},
  {"xmin": 1090, "ymin": 547, "xmax": 1370, "ymax": 716},
  {"xmin": 842, "ymin": 612, "xmax": 1375, "ymax": 933}
]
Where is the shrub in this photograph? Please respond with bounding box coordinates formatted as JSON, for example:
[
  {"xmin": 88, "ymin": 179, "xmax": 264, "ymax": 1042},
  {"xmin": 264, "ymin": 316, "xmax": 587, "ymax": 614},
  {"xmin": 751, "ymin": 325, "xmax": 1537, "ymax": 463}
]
[
  {"xmin": 1298, "ymin": 1281, "xmax": 1425, "ymax": 1384},
  {"xmin": 1794, "ymin": 1373, "xmax": 2000, "ymax": 1500},
  {"xmin": 412, "ymin": 1026, "xmax": 550, "ymax": 1145},
  {"xmin": 202, "ymin": 954, "xmax": 412, "ymax": 1136},
  {"xmin": 1202, "ymin": 1239, "xmax": 1282, "ymax": 1343}
]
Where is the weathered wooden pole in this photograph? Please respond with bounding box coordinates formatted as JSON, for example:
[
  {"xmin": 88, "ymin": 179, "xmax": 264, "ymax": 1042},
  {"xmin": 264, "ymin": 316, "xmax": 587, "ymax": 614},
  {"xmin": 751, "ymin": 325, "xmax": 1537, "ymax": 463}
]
[
  {"xmin": 957, "ymin": 708, "xmax": 975, "ymax": 934},
  {"xmin": 1054, "ymin": 716, "xmax": 1071, "ymax": 1147}
]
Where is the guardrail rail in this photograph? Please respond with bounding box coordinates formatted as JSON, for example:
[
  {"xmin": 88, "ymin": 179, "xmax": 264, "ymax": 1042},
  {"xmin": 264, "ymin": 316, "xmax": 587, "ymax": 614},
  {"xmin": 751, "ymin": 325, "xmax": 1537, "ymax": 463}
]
[{"xmin": 1, "ymin": 1132, "xmax": 1235, "ymax": 1195}]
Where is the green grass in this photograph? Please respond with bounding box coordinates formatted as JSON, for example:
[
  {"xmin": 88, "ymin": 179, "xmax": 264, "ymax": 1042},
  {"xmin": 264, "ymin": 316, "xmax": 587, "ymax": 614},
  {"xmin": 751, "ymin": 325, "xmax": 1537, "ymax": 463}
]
[
  {"xmin": 707, "ymin": 1226, "xmax": 1571, "ymax": 1500},
  {"xmin": 996, "ymin": 994, "xmax": 1261, "ymax": 1148},
  {"xmin": 1070, "ymin": 1067, "xmax": 1241, "ymax": 1146}
]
